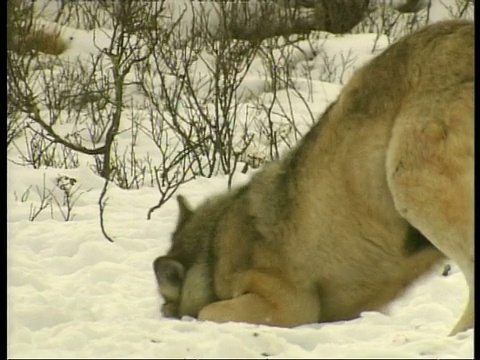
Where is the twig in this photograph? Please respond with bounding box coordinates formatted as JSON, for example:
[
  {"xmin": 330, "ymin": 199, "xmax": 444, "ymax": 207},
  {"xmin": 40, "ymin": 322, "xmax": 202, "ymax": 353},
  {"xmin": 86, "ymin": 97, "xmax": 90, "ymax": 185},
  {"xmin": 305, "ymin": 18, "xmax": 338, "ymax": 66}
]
[{"xmin": 98, "ymin": 177, "xmax": 114, "ymax": 242}]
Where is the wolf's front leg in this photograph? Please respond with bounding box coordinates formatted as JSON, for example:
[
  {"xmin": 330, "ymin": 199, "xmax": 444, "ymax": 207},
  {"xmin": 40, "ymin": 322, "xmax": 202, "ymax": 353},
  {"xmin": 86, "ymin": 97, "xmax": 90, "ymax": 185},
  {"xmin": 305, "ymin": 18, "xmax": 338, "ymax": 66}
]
[
  {"xmin": 198, "ymin": 270, "xmax": 320, "ymax": 327},
  {"xmin": 198, "ymin": 293, "xmax": 277, "ymax": 325}
]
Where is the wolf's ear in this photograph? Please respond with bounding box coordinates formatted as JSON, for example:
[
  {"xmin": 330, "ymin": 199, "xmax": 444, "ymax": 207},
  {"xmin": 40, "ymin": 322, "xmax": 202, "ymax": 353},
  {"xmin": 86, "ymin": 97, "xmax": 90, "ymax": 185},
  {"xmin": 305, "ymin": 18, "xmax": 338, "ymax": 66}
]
[
  {"xmin": 176, "ymin": 195, "xmax": 193, "ymax": 228},
  {"xmin": 153, "ymin": 256, "xmax": 185, "ymax": 287}
]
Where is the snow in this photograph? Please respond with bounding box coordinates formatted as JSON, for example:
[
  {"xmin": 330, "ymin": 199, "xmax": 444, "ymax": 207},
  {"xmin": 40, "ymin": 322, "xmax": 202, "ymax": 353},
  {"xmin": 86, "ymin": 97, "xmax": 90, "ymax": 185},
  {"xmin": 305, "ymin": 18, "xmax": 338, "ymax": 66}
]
[
  {"xmin": 8, "ymin": 1, "xmax": 474, "ymax": 358},
  {"xmin": 7, "ymin": 162, "xmax": 474, "ymax": 358}
]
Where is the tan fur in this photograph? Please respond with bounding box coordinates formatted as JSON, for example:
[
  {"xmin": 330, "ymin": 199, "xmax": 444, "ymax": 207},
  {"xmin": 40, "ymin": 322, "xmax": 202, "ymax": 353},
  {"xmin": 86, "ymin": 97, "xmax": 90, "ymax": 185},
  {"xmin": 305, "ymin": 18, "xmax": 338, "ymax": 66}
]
[{"xmin": 153, "ymin": 20, "xmax": 474, "ymax": 335}]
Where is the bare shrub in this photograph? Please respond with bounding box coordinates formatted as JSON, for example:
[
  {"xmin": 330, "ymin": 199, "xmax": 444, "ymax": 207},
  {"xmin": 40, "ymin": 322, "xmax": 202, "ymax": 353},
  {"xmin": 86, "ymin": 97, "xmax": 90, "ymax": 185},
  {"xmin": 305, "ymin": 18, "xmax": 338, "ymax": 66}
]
[
  {"xmin": 8, "ymin": 0, "xmax": 69, "ymax": 55},
  {"xmin": 142, "ymin": 106, "xmax": 198, "ymax": 219},
  {"xmin": 8, "ymin": 0, "xmax": 162, "ymax": 240},
  {"xmin": 353, "ymin": 0, "xmax": 473, "ymax": 50},
  {"xmin": 136, "ymin": 1, "xmax": 259, "ymax": 191},
  {"xmin": 440, "ymin": 0, "xmax": 474, "ymax": 19},
  {"xmin": 19, "ymin": 173, "xmax": 86, "ymax": 222},
  {"xmin": 28, "ymin": 174, "xmax": 53, "ymax": 221},
  {"xmin": 351, "ymin": 0, "xmax": 432, "ymax": 49},
  {"xmin": 8, "ymin": 0, "xmax": 473, "ymax": 241}
]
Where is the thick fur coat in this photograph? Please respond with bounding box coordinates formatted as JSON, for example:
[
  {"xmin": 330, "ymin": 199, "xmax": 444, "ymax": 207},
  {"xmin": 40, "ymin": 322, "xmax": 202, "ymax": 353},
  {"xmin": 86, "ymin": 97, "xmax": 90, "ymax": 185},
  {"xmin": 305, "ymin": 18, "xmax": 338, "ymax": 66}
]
[{"xmin": 153, "ymin": 20, "xmax": 474, "ymax": 335}]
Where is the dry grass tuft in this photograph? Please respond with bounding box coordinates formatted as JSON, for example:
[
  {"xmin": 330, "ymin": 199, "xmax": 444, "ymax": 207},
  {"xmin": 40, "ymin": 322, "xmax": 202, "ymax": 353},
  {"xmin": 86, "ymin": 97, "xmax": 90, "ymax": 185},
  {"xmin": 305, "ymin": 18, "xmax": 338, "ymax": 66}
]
[{"xmin": 9, "ymin": 24, "xmax": 68, "ymax": 55}]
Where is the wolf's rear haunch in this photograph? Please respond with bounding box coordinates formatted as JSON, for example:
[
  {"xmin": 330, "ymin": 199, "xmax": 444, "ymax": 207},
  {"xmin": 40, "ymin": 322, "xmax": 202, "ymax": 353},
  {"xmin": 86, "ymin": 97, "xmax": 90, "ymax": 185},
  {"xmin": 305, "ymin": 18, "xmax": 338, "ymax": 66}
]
[{"xmin": 153, "ymin": 20, "xmax": 474, "ymax": 336}]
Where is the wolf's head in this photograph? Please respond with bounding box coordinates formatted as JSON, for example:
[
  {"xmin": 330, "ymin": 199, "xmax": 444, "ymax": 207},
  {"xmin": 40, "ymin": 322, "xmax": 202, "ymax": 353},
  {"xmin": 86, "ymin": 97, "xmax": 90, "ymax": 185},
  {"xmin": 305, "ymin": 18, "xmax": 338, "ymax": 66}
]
[{"xmin": 152, "ymin": 194, "xmax": 232, "ymax": 318}]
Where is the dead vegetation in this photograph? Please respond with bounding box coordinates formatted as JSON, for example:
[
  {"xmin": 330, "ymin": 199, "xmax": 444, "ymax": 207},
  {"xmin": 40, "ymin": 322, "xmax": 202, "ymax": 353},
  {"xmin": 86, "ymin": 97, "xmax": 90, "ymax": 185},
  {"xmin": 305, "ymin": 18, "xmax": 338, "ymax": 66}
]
[{"xmin": 8, "ymin": 0, "xmax": 68, "ymax": 55}]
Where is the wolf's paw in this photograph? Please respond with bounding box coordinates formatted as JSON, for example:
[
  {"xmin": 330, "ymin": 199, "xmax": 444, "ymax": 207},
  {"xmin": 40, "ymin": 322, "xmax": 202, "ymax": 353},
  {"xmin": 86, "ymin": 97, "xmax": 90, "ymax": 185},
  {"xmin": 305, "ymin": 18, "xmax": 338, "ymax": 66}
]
[
  {"xmin": 198, "ymin": 294, "xmax": 273, "ymax": 325},
  {"xmin": 198, "ymin": 302, "xmax": 234, "ymax": 323}
]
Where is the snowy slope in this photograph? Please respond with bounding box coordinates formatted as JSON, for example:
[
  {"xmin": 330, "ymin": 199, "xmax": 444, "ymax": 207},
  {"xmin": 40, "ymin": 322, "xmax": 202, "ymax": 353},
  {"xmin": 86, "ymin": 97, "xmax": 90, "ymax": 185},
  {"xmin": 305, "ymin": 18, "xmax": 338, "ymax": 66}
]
[{"xmin": 8, "ymin": 1, "xmax": 474, "ymax": 358}]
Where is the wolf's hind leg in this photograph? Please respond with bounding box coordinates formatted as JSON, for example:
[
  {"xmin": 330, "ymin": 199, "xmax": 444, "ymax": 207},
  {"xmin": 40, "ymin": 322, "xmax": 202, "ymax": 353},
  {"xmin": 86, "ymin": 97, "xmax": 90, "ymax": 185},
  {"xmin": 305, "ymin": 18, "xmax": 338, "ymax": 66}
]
[
  {"xmin": 198, "ymin": 270, "xmax": 320, "ymax": 327},
  {"xmin": 386, "ymin": 86, "xmax": 474, "ymax": 335}
]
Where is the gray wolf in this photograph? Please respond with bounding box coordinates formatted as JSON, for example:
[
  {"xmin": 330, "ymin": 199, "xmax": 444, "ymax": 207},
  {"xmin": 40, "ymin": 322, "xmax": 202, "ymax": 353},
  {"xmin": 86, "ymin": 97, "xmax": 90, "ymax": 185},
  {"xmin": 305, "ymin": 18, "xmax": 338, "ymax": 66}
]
[{"xmin": 153, "ymin": 19, "xmax": 474, "ymax": 335}]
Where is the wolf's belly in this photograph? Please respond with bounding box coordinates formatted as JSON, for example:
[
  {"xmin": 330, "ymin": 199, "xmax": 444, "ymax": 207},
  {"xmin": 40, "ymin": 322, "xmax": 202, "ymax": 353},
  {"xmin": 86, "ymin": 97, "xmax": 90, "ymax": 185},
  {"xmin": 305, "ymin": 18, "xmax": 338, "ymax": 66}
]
[{"xmin": 316, "ymin": 243, "xmax": 443, "ymax": 322}]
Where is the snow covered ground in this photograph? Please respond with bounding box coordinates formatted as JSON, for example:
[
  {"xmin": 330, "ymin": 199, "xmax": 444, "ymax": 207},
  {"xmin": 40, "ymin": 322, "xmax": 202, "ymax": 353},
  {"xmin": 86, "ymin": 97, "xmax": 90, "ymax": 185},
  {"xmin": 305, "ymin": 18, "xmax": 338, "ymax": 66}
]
[
  {"xmin": 7, "ymin": 1, "xmax": 474, "ymax": 358},
  {"xmin": 6, "ymin": 163, "xmax": 475, "ymax": 358}
]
